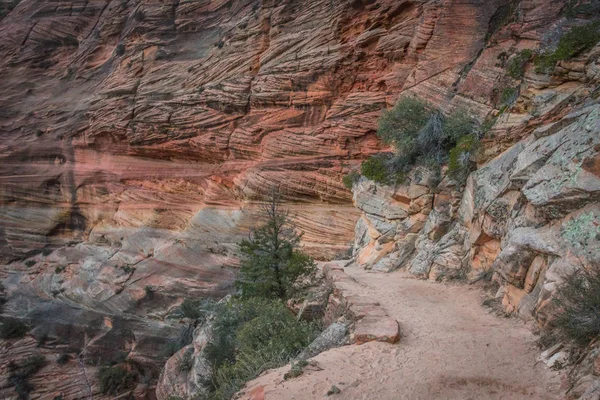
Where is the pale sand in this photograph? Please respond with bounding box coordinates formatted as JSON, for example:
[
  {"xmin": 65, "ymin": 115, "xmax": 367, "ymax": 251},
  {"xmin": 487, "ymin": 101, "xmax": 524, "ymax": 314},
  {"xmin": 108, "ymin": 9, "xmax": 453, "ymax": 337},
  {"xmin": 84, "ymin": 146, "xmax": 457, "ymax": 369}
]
[{"xmin": 242, "ymin": 267, "xmax": 563, "ymax": 400}]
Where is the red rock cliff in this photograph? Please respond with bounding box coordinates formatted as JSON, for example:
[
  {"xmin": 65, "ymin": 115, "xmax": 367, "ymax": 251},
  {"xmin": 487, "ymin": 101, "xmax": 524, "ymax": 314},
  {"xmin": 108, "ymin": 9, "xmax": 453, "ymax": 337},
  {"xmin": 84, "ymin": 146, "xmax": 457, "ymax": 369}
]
[{"xmin": 3, "ymin": 0, "xmax": 597, "ymax": 398}]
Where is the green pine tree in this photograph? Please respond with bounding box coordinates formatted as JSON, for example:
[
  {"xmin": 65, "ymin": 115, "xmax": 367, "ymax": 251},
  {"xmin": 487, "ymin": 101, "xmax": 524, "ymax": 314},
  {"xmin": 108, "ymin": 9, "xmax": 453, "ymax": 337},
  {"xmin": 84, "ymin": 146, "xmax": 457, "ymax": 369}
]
[{"xmin": 236, "ymin": 190, "xmax": 316, "ymax": 300}]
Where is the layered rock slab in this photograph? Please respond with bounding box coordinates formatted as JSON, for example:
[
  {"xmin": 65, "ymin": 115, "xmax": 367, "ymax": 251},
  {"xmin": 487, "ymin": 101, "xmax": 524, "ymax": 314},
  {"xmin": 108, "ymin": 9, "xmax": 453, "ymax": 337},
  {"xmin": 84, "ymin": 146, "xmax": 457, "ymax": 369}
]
[{"xmin": 322, "ymin": 261, "xmax": 399, "ymax": 345}]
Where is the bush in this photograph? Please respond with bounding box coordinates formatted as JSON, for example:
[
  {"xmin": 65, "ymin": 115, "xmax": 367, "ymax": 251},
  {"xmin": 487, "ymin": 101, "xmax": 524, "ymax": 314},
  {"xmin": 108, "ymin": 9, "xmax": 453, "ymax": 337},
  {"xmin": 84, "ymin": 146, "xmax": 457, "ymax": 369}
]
[
  {"xmin": 507, "ymin": 49, "xmax": 533, "ymax": 79},
  {"xmin": 25, "ymin": 260, "xmax": 36, "ymax": 268},
  {"xmin": 364, "ymin": 97, "xmax": 480, "ymax": 185},
  {"xmin": 377, "ymin": 97, "xmax": 433, "ymax": 151},
  {"xmin": 360, "ymin": 156, "xmax": 390, "ymax": 184},
  {"xmin": 500, "ymin": 87, "xmax": 519, "ymax": 106},
  {"xmin": 0, "ymin": 319, "xmax": 29, "ymax": 339},
  {"xmin": 448, "ymin": 134, "xmax": 480, "ymax": 185},
  {"xmin": 160, "ymin": 324, "xmax": 195, "ymax": 359},
  {"xmin": 342, "ymin": 171, "xmax": 360, "ymax": 189},
  {"xmin": 564, "ymin": 0, "xmax": 600, "ymax": 19},
  {"xmin": 549, "ymin": 268, "xmax": 600, "ymax": 346},
  {"xmin": 204, "ymin": 298, "xmax": 319, "ymax": 399},
  {"xmin": 9, "ymin": 354, "xmax": 47, "ymax": 400},
  {"xmin": 115, "ymin": 43, "xmax": 125, "ymax": 55},
  {"xmin": 98, "ymin": 366, "xmax": 136, "ymax": 395},
  {"xmin": 237, "ymin": 191, "xmax": 316, "ymax": 300},
  {"xmin": 535, "ymin": 21, "xmax": 600, "ymax": 73},
  {"xmin": 178, "ymin": 299, "xmax": 215, "ymax": 321}
]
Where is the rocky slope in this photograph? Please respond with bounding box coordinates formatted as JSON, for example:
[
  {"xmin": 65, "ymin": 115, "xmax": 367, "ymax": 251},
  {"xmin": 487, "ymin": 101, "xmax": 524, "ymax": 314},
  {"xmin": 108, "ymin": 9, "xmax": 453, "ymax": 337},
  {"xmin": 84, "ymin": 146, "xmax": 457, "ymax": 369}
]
[{"xmin": 1, "ymin": 0, "xmax": 599, "ymax": 398}]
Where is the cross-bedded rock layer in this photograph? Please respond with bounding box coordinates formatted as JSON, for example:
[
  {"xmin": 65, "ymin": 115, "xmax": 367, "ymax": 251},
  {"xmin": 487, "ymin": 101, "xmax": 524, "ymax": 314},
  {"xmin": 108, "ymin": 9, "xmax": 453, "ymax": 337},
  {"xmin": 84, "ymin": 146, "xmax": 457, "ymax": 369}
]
[{"xmin": 2, "ymin": 0, "xmax": 598, "ymax": 398}]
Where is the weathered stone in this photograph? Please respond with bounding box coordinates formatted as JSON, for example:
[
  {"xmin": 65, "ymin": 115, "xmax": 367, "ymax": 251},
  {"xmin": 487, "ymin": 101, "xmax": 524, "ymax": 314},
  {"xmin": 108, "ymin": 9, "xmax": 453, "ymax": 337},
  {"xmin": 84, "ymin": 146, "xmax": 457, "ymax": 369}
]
[
  {"xmin": 502, "ymin": 284, "xmax": 528, "ymax": 314},
  {"xmin": 321, "ymin": 263, "xmax": 400, "ymax": 346},
  {"xmin": 353, "ymin": 316, "xmax": 400, "ymax": 345},
  {"xmin": 522, "ymin": 106, "xmax": 600, "ymax": 217},
  {"xmin": 297, "ymin": 322, "xmax": 349, "ymax": 360},
  {"xmin": 524, "ymin": 256, "xmax": 546, "ymax": 293}
]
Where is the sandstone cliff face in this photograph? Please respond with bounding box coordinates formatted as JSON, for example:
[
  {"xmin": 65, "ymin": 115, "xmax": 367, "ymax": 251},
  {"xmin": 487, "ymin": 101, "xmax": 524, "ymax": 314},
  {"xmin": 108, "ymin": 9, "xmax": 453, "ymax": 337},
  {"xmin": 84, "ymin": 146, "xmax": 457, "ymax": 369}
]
[
  {"xmin": 0, "ymin": 0, "xmax": 509, "ymax": 397},
  {"xmin": 1, "ymin": 0, "xmax": 598, "ymax": 398}
]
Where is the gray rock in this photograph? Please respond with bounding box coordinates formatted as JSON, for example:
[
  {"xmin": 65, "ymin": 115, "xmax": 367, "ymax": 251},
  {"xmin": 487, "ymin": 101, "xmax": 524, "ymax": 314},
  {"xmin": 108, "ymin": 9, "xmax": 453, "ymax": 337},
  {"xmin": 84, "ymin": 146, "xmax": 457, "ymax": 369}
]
[{"xmin": 297, "ymin": 322, "xmax": 349, "ymax": 360}]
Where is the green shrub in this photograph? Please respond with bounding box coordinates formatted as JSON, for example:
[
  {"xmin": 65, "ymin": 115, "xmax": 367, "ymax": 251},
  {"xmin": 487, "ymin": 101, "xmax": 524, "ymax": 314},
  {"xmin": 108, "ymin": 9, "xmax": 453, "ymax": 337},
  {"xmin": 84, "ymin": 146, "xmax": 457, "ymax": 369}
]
[
  {"xmin": 115, "ymin": 43, "xmax": 125, "ymax": 55},
  {"xmin": 507, "ymin": 49, "xmax": 533, "ymax": 79},
  {"xmin": 179, "ymin": 299, "xmax": 202, "ymax": 320},
  {"xmin": 535, "ymin": 21, "xmax": 600, "ymax": 73},
  {"xmin": 564, "ymin": 0, "xmax": 600, "ymax": 18},
  {"xmin": 177, "ymin": 299, "xmax": 215, "ymax": 322},
  {"xmin": 204, "ymin": 298, "xmax": 319, "ymax": 399},
  {"xmin": 360, "ymin": 156, "xmax": 390, "ymax": 184},
  {"xmin": 177, "ymin": 347, "xmax": 194, "ymax": 372},
  {"xmin": 377, "ymin": 97, "xmax": 433, "ymax": 153},
  {"xmin": 160, "ymin": 324, "xmax": 195, "ymax": 359},
  {"xmin": 237, "ymin": 192, "xmax": 316, "ymax": 300},
  {"xmin": 365, "ymin": 97, "xmax": 480, "ymax": 185},
  {"xmin": 550, "ymin": 268, "xmax": 600, "ymax": 346},
  {"xmin": 56, "ymin": 353, "xmax": 71, "ymax": 365},
  {"xmin": 444, "ymin": 110, "xmax": 479, "ymax": 145},
  {"xmin": 25, "ymin": 260, "xmax": 36, "ymax": 268},
  {"xmin": 500, "ymin": 87, "xmax": 519, "ymax": 106},
  {"xmin": 120, "ymin": 265, "xmax": 135, "ymax": 274},
  {"xmin": 448, "ymin": 134, "xmax": 480, "ymax": 185},
  {"xmin": 342, "ymin": 171, "xmax": 360, "ymax": 189},
  {"xmin": 9, "ymin": 354, "xmax": 46, "ymax": 400},
  {"xmin": 98, "ymin": 366, "xmax": 136, "ymax": 395},
  {"xmin": 0, "ymin": 319, "xmax": 29, "ymax": 339}
]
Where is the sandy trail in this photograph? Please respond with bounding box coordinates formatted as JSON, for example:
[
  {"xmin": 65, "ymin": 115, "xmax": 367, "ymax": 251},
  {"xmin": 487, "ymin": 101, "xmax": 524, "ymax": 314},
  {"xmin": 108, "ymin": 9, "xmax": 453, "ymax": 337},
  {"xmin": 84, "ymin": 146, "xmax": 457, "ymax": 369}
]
[{"xmin": 243, "ymin": 267, "xmax": 563, "ymax": 400}]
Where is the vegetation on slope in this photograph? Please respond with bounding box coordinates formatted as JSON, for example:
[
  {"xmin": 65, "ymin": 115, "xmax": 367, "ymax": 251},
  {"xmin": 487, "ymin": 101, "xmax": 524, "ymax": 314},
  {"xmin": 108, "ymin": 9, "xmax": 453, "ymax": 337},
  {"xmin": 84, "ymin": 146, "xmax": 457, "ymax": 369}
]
[
  {"xmin": 345, "ymin": 97, "xmax": 481, "ymax": 187},
  {"xmin": 167, "ymin": 190, "xmax": 321, "ymax": 400},
  {"xmin": 534, "ymin": 21, "xmax": 600, "ymax": 73},
  {"xmin": 204, "ymin": 298, "xmax": 319, "ymax": 399}
]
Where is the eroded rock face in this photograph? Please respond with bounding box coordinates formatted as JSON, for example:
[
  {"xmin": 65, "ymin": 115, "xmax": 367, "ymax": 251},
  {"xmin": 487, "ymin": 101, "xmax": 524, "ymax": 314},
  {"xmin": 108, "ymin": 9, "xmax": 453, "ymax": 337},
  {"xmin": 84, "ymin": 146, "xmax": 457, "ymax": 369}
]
[
  {"xmin": 352, "ymin": 167, "xmax": 438, "ymax": 272},
  {"xmin": 348, "ymin": 39, "xmax": 600, "ymax": 400},
  {"xmin": 156, "ymin": 323, "xmax": 213, "ymax": 400},
  {"xmin": 354, "ymin": 104, "xmax": 600, "ymax": 317},
  {"xmin": 0, "ymin": 1, "xmax": 512, "ymax": 394},
  {"xmin": 1, "ymin": 0, "xmax": 598, "ymax": 397}
]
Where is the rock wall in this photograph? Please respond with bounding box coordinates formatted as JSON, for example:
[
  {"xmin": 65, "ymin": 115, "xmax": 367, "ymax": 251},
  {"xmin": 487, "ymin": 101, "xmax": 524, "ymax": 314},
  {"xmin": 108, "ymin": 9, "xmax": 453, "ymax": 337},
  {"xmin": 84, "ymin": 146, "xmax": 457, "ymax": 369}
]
[
  {"xmin": 351, "ymin": 102, "xmax": 600, "ymax": 400},
  {"xmin": 348, "ymin": 6, "xmax": 600, "ymax": 396},
  {"xmin": 0, "ymin": 2, "xmax": 512, "ymax": 394},
  {"xmin": 1, "ymin": 0, "xmax": 599, "ymax": 398}
]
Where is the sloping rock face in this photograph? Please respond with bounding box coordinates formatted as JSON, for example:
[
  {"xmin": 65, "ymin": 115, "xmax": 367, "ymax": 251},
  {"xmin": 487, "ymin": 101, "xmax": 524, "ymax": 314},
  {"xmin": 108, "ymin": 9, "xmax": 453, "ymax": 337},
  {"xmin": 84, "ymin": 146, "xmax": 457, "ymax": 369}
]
[
  {"xmin": 0, "ymin": 0, "xmax": 597, "ymax": 398},
  {"xmin": 0, "ymin": 0, "xmax": 514, "ymax": 397}
]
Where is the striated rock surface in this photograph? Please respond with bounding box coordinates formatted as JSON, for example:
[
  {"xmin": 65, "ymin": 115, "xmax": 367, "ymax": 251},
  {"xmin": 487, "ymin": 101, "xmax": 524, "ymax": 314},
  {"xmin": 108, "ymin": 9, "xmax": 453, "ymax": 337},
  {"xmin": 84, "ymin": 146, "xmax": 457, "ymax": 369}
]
[
  {"xmin": 0, "ymin": 1, "xmax": 515, "ymax": 389},
  {"xmin": 1, "ymin": 0, "xmax": 599, "ymax": 398}
]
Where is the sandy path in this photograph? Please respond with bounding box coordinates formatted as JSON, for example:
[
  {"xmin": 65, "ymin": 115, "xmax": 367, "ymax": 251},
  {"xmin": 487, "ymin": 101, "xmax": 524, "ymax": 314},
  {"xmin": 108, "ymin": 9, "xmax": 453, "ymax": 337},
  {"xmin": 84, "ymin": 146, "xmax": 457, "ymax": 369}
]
[{"xmin": 243, "ymin": 268, "xmax": 563, "ymax": 400}]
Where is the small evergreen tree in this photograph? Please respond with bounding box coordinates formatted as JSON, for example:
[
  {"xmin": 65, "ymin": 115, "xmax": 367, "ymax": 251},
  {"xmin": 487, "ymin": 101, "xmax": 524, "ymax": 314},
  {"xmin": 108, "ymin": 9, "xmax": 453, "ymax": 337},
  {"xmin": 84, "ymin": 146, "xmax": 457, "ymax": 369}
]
[{"xmin": 236, "ymin": 190, "xmax": 316, "ymax": 300}]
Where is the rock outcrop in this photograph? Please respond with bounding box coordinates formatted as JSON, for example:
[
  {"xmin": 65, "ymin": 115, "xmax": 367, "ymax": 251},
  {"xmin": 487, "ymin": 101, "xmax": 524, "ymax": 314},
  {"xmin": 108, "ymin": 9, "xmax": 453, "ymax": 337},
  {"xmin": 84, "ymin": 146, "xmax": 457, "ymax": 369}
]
[
  {"xmin": 323, "ymin": 261, "xmax": 400, "ymax": 345},
  {"xmin": 348, "ymin": 16, "xmax": 600, "ymax": 397}
]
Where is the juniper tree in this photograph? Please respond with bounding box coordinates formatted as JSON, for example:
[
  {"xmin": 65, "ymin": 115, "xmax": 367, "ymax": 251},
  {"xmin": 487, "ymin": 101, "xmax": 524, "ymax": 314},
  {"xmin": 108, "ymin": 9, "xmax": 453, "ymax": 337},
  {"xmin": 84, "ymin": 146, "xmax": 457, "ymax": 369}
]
[{"xmin": 236, "ymin": 190, "xmax": 316, "ymax": 300}]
